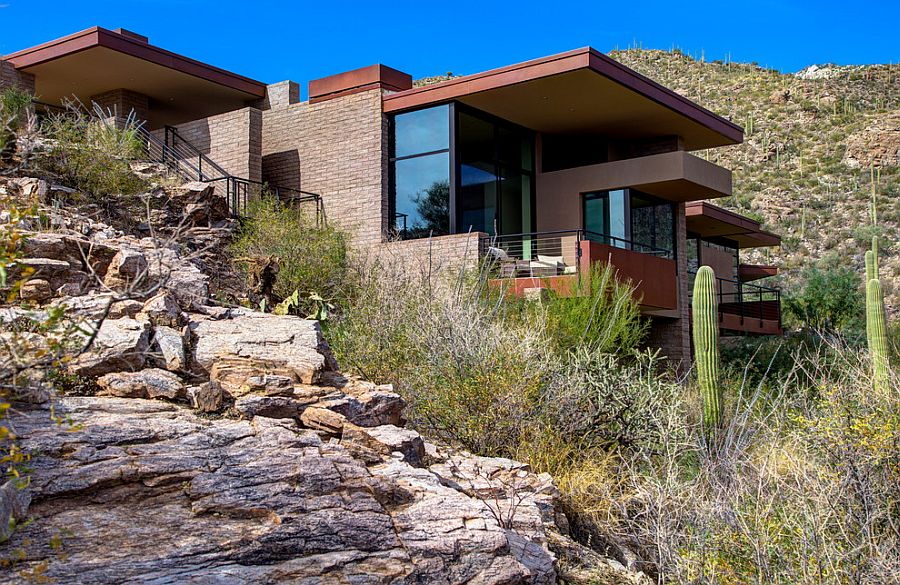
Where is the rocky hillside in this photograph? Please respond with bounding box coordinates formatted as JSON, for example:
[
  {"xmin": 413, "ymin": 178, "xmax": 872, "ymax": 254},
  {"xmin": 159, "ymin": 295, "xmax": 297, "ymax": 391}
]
[
  {"xmin": 609, "ymin": 49, "xmax": 899, "ymax": 311},
  {"xmin": 0, "ymin": 176, "xmax": 645, "ymax": 584}
]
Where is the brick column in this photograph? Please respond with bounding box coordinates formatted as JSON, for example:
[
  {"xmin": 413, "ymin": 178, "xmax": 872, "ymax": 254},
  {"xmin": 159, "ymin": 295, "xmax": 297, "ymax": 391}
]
[{"xmin": 90, "ymin": 89, "xmax": 150, "ymax": 123}]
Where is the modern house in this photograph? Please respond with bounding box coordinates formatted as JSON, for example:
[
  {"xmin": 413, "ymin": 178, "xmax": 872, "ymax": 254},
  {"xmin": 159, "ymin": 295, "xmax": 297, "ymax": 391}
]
[{"xmin": 1, "ymin": 27, "xmax": 782, "ymax": 363}]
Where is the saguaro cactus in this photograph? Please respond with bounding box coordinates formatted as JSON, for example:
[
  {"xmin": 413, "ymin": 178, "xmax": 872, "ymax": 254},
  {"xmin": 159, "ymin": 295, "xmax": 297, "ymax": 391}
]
[
  {"xmin": 866, "ymin": 279, "xmax": 889, "ymax": 392},
  {"xmin": 692, "ymin": 266, "xmax": 722, "ymax": 435}
]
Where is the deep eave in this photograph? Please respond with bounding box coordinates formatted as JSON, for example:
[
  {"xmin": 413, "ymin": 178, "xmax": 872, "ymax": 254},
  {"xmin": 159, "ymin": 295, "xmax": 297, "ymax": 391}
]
[
  {"xmin": 686, "ymin": 201, "xmax": 781, "ymax": 248},
  {"xmin": 3, "ymin": 27, "xmax": 266, "ymax": 98},
  {"xmin": 383, "ymin": 47, "xmax": 743, "ymax": 149}
]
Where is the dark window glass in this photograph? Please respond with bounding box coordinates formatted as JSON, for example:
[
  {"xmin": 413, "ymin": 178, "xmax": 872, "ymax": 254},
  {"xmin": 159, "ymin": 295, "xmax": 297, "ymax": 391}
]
[
  {"xmin": 583, "ymin": 190, "xmax": 626, "ymax": 246},
  {"xmin": 630, "ymin": 191, "xmax": 674, "ymax": 256},
  {"xmin": 455, "ymin": 108, "xmax": 533, "ymax": 236},
  {"xmin": 393, "ymin": 105, "xmax": 450, "ymax": 158},
  {"xmin": 394, "ymin": 152, "xmax": 450, "ymax": 237}
]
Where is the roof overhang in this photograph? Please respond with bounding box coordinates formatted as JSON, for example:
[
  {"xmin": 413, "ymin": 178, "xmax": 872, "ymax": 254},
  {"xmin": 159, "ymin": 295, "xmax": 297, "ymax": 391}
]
[
  {"xmin": 538, "ymin": 151, "xmax": 732, "ymax": 204},
  {"xmin": 686, "ymin": 201, "xmax": 781, "ymax": 248},
  {"xmin": 383, "ymin": 47, "xmax": 743, "ymax": 150},
  {"xmin": 739, "ymin": 264, "xmax": 778, "ymax": 282},
  {"xmin": 3, "ymin": 27, "xmax": 266, "ymax": 126}
]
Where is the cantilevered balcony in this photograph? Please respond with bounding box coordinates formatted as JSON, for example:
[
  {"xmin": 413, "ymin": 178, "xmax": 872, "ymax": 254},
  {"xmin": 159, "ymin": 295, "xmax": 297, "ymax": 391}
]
[{"xmin": 480, "ymin": 229, "xmax": 678, "ymax": 311}]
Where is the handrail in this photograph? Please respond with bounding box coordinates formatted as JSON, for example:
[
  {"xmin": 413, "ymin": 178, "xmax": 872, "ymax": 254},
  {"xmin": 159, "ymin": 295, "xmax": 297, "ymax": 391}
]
[
  {"xmin": 687, "ymin": 269, "xmax": 781, "ymax": 327},
  {"xmin": 481, "ymin": 228, "xmax": 674, "ymax": 258},
  {"xmin": 163, "ymin": 125, "xmax": 229, "ymax": 181}
]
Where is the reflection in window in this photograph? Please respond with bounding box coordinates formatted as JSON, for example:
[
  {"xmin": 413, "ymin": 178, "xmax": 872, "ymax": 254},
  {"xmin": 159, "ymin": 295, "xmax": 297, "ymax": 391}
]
[
  {"xmin": 394, "ymin": 153, "xmax": 450, "ymax": 237},
  {"xmin": 583, "ymin": 189, "xmax": 627, "ymax": 247},
  {"xmin": 630, "ymin": 191, "xmax": 674, "ymax": 256},
  {"xmin": 390, "ymin": 105, "xmax": 450, "ymax": 238}
]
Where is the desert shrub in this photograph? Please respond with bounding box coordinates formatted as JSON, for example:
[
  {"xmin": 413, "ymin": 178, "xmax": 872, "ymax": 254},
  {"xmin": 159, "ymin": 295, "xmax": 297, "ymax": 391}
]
[
  {"xmin": 38, "ymin": 104, "xmax": 147, "ymax": 199},
  {"xmin": 541, "ymin": 262, "xmax": 648, "ymax": 354},
  {"xmin": 330, "ymin": 251, "xmax": 550, "ymax": 456},
  {"xmin": 783, "ymin": 264, "xmax": 865, "ymax": 336},
  {"xmin": 0, "ymin": 87, "xmax": 32, "ymax": 157},
  {"xmin": 230, "ymin": 196, "xmax": 350, "ymax": 312},
  {"xmin": 541, "ymin": 348, "xmax": 683, "ymax": 453}
]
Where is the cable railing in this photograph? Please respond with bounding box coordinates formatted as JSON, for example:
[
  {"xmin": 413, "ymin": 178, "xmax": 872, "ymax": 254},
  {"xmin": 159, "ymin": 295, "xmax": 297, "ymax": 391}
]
[
  {"xmin": 479, "ymin": 229, "xmax": 674, "ymax": 278},
  {"xmin": 688, "ymin": 270, "xmax": 781, "ymax": 326}
]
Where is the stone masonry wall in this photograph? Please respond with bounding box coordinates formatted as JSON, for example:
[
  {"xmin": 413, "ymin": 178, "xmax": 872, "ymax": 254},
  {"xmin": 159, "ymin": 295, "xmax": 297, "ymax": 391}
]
[
  {"xmin": 161, "ymin": 108, "xmax": 262, "ymax": 181},
  {"xmin": 0, "ymin": 61, "xmax": 35, "ymax": 94},
  {"xmin": 645, "ymin": 202, "xmax": 691, "ymax": 369},
  {"xmin": 261, "ymin": 89, "xmax": 387, "ymax": 246}
]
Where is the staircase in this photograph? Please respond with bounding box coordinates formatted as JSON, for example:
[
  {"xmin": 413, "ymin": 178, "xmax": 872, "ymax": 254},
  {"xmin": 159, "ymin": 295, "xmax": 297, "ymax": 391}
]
[{"xmin": 138, "ymin": 125, "xmax": 322, "ymax": 223}]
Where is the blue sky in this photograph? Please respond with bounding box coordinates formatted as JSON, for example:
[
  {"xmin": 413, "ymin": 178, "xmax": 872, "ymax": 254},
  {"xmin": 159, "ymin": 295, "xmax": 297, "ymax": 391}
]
[{"xmin": 1, "ymin": 0, "xmax": 898, "ymax": 96}]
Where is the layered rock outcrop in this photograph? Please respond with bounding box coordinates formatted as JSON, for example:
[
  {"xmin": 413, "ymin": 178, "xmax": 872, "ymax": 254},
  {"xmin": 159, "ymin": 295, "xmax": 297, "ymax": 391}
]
[{"xmin": 0, "ymin": 178, "xmax": 568, "ymax": 583}]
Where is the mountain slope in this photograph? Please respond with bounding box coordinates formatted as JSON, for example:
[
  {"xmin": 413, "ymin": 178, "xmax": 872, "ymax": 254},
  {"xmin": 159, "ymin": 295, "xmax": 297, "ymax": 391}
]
[{"xmin": 609, "ymin": 49, "xmax": 900, "ymax": 312}]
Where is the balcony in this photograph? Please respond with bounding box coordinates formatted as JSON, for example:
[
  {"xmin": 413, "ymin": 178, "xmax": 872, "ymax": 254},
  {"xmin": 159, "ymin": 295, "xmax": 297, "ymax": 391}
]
[
  {"xmin": 689, "ymin": 273, "xmax": 782, "ymax": 335},
  {"xmin": 480, "ymin": 230, "xmax": 678, "ymax": 311}
]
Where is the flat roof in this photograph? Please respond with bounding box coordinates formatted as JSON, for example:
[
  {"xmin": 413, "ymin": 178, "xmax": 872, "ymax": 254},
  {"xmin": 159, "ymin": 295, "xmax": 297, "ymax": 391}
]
[
  {"xmin": 686, "ymin": 201, "xmax": 781, "ymax": 248},
  {"xmin": 3, "ymin": 27, "xmax": 266, "ymax": 126},
  {"xmin": 383, "ymin": 47, "xmax": 743, "ymax": 150},
  {"xmin": 4, "ymin": 27, "xmax": 266, "ymax": 96}
]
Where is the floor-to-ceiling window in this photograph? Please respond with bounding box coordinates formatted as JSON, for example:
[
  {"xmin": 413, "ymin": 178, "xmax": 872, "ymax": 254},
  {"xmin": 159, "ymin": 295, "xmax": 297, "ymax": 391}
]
[
  {"xmin": 389, "ymin": 105, "xmax": 451, "ymax": 238},
  {"xmin": 582, "ymin": 189, "xmax": 674, "ymax": 258},
  {"xmin": 388, "ymin": 103, "xmax": 534, "ymax": 239}
]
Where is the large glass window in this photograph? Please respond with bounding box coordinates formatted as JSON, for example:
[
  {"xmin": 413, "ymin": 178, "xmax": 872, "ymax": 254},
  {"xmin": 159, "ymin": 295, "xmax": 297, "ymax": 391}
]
[
  {"xmin": 390, "ymin": 105, "xmax": 450, "ymax": 238},
  {"xmin": 630, "ymin": 191, "xmax": 674, "ymax": 256},
  {"xmin": 582, "ymin": 189, "xmax": 674, "ymax": 257},
  {"xmin": 456, "ymin": 107, "xmax": 534, "ymax": 236},
  {"xmin": 583, "ymin": 189, "xmax": 627, "ymax": 246},
  {"xmin": 389, "ymin": 104, "xmax": 534, "ymax": 240}
]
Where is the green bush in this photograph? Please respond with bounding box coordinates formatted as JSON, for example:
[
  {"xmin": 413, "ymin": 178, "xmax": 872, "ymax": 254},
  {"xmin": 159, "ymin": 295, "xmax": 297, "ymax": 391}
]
[
  {"xmin": 542, "ymin": 262, "xmax": 648, "ymax": 354},
  {"xmin": 39, "ymin": 106, "xmax": 148, "ymax": 198},
  {"xmin": 230, "ymin": 197, "xmax": 350, "ymax": 312},
  {"xmin": 783, "ymin": 265, "xmax": 865, "ymax": 336},
  {"xmin": 0, "ymin": 87, "xmax": 32, "ymax": 157}
]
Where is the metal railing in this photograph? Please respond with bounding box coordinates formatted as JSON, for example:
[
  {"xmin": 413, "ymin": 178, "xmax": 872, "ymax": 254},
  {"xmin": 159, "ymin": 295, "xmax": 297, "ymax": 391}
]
[
  {"xmin": 135, "ymin": 125, "xmax": 323, "ymax": 223},
  {"xmin": 205, "ymin": 176, "xmax": 323, "ymax": 223},
  {"xmin": 689, "ymin": 271, "xmax": 781, "ymax": 327},
  {"xmin": 479, "ymin": 229, "xmax": 674, "ymax": 278}
]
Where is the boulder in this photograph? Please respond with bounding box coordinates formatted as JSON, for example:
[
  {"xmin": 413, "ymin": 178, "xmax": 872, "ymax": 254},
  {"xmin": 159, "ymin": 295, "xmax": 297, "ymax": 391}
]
[
  {"xmin": 68, "ymin": 318, "xmax": 150, "ymax": 377},
  {"xmin": 96, "ymin": 368, "xmax": 185, "ymax": 400},
  {"xmin": 103, "ymin": 248, "xmax": 148, "ymax": 290},
  {"xmin": 235, "ymin": 395, "xmax": 308, "ymax": 420},
  {"xmin": 19, "ymin": 278, "xmax": 52, "ymax": 303},
  {"xmin": 187, "ymin": 380, "xmax": 226, "ymax": 413},
  {"xmin": 21, "ymin": 232, "xmax": 117, "ymax": 277},
  {"xmin": 342, "ymin": 423, "xmax": 426, "ymax": 467},
  {"xmin": 244, "ymin": 374, "xmax": 294, "ymax": 396},
  {"xmin": 152, "ymin": 325, "xmax": 186, "ymax": 371},
  {"xmin": 53, "ymin": 294, "xmax": 143, "ymax": 321},
  {"xmin": 0, "ymin": 480, "xmax": 31, "ymax": 542},
  {"xmin": 314, "ymin": 381, "xmax": 405, "ymax": 427},
  {"xmin": 299, "ymin": 406, "xmax": 348, "ymax": 434},
  {"xmin": 138, "ymin": 291, "xmax": 183, "ymax": 327},
  {"xmin": 192, "ymin": 311, "xmax": 333, "ymax": 390}
]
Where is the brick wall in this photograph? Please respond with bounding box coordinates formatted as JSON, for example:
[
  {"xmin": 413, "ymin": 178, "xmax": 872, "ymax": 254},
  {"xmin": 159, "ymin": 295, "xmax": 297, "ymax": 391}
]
[
  {"xmin": 376, "ymin": 232, "xmax": 484, "ymax": 277},
  {"xmin": 260, "ymin": 88, "xmax": 387, "ymax": 245},
  {"xmin": 645, "ymin": 202, "xmax": 691, "ymax": 370},
  {"xmin": 0, "ymin": 61, "xmax": 35, "ymax": 94},
  {"xmin": 160, "ymin": 107, "xmax": 262, "ymax": 181},
  {"xmin": 90, "ymin": 89, "xmax": 150, "ymax": 122}
]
